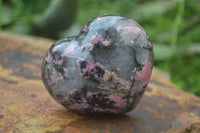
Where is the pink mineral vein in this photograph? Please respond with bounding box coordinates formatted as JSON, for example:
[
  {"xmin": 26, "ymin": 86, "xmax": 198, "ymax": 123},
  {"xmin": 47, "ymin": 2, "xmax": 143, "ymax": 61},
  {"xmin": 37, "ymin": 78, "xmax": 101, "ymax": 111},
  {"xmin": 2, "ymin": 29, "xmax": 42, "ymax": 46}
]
[
  {"xmin": 92, "ymin": 35, "xmax": 103, "ymax": 43},
  {"xmin": 91, "ymin": 35, "xmax": 111, "ymax": 47},
  {"xmin": 46, "ymin": 51, "xmax": 51, "ymax": 62},
  {"xmin": 69, "ymin": 103, "xmax": 90, "ymax": 111},
  {"xmin": 77, "ymin": 59, "xmax": 104, "ymax": 80},
  {"xmin": 82, "ymin": 25, "xmax": 88, "ymax": 32},
  {"xmin": 64, "ymin": 44, "xmax": 76, "ymax": 55},
  {"xmin": 137, "ymin": 62, "xmax": 152, "ymax": 84},
  {"xmin": 109, "ymin": 94, "xmax": 127, "ymax": 107}
]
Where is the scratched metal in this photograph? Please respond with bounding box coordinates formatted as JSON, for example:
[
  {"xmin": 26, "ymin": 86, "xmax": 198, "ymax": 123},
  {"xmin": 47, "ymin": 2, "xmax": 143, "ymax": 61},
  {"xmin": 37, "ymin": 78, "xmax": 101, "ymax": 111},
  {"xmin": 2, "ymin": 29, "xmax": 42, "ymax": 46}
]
[{"xmin": 0, "ymin": 31, "xmax": 200, "ymax": 133}]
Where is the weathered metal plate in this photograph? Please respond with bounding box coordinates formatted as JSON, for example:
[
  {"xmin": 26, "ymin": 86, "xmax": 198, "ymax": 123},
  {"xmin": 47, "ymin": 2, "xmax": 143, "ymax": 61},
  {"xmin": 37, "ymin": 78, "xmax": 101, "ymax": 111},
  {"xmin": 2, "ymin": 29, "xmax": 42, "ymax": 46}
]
[{"xmin": 0, "ymin": 31, "xmax": 199, "ymax": 133}]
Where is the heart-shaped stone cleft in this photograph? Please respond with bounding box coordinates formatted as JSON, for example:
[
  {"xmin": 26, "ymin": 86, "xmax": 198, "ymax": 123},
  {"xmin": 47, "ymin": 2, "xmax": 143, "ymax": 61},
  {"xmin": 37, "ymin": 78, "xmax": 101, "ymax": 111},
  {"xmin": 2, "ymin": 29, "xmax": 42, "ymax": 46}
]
[{"xmin": 42, "ymin": 15, "xmax": 153, "ymax": 114}]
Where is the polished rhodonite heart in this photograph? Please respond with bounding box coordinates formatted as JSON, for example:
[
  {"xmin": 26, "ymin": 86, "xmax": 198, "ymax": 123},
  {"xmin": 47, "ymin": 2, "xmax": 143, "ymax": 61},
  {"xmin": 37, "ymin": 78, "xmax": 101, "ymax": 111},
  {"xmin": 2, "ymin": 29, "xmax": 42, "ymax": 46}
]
[{"xmin": 42, "ymin": 15, "xmax": 153, "ymax": 114}]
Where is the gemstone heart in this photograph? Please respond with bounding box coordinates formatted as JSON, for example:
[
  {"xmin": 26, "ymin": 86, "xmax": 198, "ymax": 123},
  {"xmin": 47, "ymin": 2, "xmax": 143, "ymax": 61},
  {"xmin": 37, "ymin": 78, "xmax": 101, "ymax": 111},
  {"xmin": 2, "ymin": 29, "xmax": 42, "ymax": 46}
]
[{"xmin": 42, "ymin": 15, "xmax": 153, "ymax": 114}]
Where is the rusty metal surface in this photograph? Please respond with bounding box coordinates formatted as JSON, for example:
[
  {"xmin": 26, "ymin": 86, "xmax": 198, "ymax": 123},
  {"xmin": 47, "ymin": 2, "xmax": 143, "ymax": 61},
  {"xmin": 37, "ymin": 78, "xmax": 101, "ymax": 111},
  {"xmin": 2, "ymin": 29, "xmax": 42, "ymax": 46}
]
[{"xmin": 0, "ymin": 31, "xmax": 200, "ymax": 133}]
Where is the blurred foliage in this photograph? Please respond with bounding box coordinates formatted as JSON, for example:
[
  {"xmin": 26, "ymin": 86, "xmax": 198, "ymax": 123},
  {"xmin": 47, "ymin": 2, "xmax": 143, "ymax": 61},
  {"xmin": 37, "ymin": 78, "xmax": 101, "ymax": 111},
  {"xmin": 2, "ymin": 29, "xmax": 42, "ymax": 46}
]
[
  {"xmin": 0, "ymin": 0, "xmax": 200, "ymax": 96},
  {"xmin": 33, "ymin": 0, "xmax": 77, "ymax": 39}
]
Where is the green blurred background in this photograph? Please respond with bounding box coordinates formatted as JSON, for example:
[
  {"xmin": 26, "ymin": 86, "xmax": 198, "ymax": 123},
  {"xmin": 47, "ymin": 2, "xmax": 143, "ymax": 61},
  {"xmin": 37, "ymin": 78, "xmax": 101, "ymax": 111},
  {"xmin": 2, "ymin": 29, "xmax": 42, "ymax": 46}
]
[{"xmin": 1, "ymin": 0, "xmax": 200, "ymax": 96}]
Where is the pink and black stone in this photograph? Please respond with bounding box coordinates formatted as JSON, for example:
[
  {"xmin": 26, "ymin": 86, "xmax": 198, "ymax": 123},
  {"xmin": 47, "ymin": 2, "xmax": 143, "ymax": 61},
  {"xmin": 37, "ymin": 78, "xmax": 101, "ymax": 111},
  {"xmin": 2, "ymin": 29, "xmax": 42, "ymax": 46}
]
[{"xmin": 42, "ymin": 15, "xmax": 153, "ymax": 114}]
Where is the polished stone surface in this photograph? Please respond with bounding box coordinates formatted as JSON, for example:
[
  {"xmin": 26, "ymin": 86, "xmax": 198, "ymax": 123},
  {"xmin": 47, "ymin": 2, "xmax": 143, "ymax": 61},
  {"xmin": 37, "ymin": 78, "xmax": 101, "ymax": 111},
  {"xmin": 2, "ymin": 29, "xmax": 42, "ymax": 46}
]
[{"xmin": 42, "ymin": 15, "xmax": 153, "ymax": 114}]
